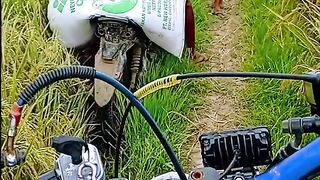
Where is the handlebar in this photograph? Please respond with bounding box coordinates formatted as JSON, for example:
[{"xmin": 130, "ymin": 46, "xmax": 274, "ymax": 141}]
[
  {"xmin": 2, "ymin": 66, "xmax": 320, "ymax": 180},
  {"xmin": 37, "ymin": 137, "xmax": 320, "ymax": 180}
]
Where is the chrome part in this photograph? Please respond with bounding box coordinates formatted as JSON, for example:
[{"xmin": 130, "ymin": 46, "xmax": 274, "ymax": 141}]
[
  {"xmin": 8, "ymin": 116, "xmax": 16, "ymax": 137},
  {"xmin": 1, "ymin": 149, "xmax": 25, "ymax": 168},
  {"xmin": 78, "ymin": 162, "xmax": 97, "ymax": 180},
  {"xmin": 6, "ymin": 153, "xmax": 17, "ymax": 167},
  {"xmin": 56, "ymin": 143, "xmax": 105, "ymax": 180}
]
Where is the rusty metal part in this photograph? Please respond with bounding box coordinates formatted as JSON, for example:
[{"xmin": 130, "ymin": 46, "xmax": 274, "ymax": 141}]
[
  {"xmin": 191, "ymin": 169, "xmax": 204, "ymax": 180},
  {"xmin": 188, "ymin": 167, "xmax": 220, "ymax": 180},
  {"xmin": 94, "ymin": 49, "xmax": 118, "ymax": 107},
  {"xmin": 129, "ymin": 45, "xmax": 142, "ymax": 89},
  {"xmin": 96, "ymin": 20, "xmax": 136, "ymax": 62}
]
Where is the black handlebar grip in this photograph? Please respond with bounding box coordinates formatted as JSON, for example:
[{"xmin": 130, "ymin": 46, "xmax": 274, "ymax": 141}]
[{"xmin": 282, "ymin": 115, "xmax": 320, "ymax": 134}]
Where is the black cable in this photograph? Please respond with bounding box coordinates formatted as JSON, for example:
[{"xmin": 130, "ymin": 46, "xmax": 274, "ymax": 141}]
[
  {"xmin": 96, "ymin": 72, "xmax": 187, "ymax": 180},
  {"xmin": 294, "ymin": 133, "xmax": 303, "ymax": 147},
  {"xmin": 15, "ymin": 66, "xmax": 187, "ymax": 180},
  {"xmin": 114, "ymin": 74, "xmax": 140, "ymax": 177},
  {"xmin": 177, "ymin": 72, "xmax": 315, "ymax": 82},
  {"xmin": 21, "ymin": 68, "xmax": 317, "ymax": 179},
  {"xmin": 114, "ymin": 103, "xmax": 132, "ymax": 178},
  {"xmin": 18, "ymin": 66, "xmax": 95, "ymax": 105},
  {"xmin": 219, "ymin": 152, "xmax": 238, "ymax": 180}
]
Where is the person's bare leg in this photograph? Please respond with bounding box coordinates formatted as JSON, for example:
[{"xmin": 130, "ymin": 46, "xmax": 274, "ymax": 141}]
[
  {"xmin": 212, "ymin": 0, "xmax": 222, "ymax": 14},
  {"xmin": 220, "ymin": 0, "xmax": 224, "ymax": 9},
  {"xmin": 185, "ymin": 0, "xmax": 208, "ymax": 63}
]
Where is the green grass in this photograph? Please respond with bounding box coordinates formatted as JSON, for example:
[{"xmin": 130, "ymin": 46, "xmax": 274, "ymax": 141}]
[
  {"xmin": 2, "ymin": 0, "xmax": 212, "ymax": 179},
  {"xmin": 115, "ymin": 1, "xmax": 213, "ymax": 179},
  {"xmin": 116, "ymin": 57, "xmax": 199, "ymax": 179},
  {"xmin": 239, "ymin": 0, "xmax": 319, "ymax": 152}
]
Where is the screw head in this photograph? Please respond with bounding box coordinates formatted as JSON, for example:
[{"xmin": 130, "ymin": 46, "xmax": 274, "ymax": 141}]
[{"xmin": 234, "ymin": 176, "xmax": 245, "ymax": 180}]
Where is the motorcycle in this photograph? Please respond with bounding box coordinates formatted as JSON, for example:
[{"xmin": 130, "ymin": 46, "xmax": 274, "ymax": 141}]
[
  {"xmin": 1, "ymin": 66, "xmax": 320, "ymax": 180},
  {"xmin": 47, "ymin": 0, "xmax": 197, "ymax": 159}
]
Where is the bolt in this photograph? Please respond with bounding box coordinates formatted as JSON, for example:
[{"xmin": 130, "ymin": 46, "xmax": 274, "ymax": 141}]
[
  {"xmin": 191, "ymin": 170, "xmax": 203, "ymax": 180},
  {"xmin": 203, "ymin": 139, "xmax": 209, "ymax": 146},
  {"xmin": 234, "ymin": 176, "xmax": 244, "ymax": 180}
]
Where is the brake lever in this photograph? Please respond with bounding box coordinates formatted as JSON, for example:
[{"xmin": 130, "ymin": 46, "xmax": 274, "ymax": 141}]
[{"xmin": 52, "ymin": 136, "xmax": 88, "ymax": 165}]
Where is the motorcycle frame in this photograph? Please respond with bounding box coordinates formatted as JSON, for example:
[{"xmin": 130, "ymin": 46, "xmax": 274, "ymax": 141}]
[{"xmin": 255, "ymin": 137, "xmax": 320, "ymax": 180}]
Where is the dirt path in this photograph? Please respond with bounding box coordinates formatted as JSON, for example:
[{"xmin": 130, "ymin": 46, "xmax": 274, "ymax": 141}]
[{"xmin": 188, "ymin": 0, "xmax": 245, "ymax": 168}]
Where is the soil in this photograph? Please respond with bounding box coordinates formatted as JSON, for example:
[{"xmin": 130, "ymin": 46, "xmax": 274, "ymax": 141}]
[{"xmin": 188, "ymin": 0, "xmax": 246, "ymax": 168}]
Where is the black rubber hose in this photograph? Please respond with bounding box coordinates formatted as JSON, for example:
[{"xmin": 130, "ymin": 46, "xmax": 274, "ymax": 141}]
[
  {"xmin": 96, "ymin": 72, "xmax": 187, "ymax": 180},
  {"xmin": 16, "ymin": 66, "xmax": 186, "ymax": 179},
  {"xmin": 114, "ymin": 103, "xmax": 132, "ymax": 178},
  {"xmin": 177, "ymin": 72, "xmax": 315, "ymax": 82},
  {"xmin": 18, "ymin": 66, "xmax": 95, "ymax": 105},
  {"xmin": 219, "ymin": 153, "xmax": 238, "ymax": 180}
]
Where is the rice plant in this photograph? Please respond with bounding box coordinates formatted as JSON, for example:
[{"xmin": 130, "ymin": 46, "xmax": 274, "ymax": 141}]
[{"xmin": 1, "ymin": 0, "xmax": 91, "ymax": 179}]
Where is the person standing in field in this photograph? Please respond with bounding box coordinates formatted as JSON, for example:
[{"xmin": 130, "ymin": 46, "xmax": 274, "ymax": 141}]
[
  {"xmin": 186, "ymin": 0, "xmax": 208, "ymax": 63},
  {"xmin": 212, "ymin": 0, "xmax": 224, "ymax": 14}
]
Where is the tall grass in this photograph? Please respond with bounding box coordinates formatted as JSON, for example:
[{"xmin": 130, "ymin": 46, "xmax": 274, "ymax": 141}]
[
  {"xmin": 2, "ymin": 0, "xmax": 212, "ymax": 180},
  {"xmin": 240, "ymin": 0, "xmax": 319, "ymax": 152},
  {"xmin": 2, "ymin": 0, "xmax": 91, "ymax": 179}
]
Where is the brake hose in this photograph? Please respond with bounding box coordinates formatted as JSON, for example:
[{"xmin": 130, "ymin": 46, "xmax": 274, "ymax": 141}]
[
  {"xmin": 9, "ymin": 66, "xmax": 187, "ymax": 180},
  {"xmin": 134, "ymin": 72, "xmax": 316, "ymax": 100},
  {"xmin": 110, "ymin": 71, "xmax": 316, "ymax": 178},
  {"xmin": 114, "ymin": 103, "xmax": 132, "ymax": 177},
  {"xmin": 8, "ymin": 67, "xmax": 318, "ymax": 179},
  {"xmin": 176, "ymin": 72, "xmax": 315, "ymax": 81}
]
